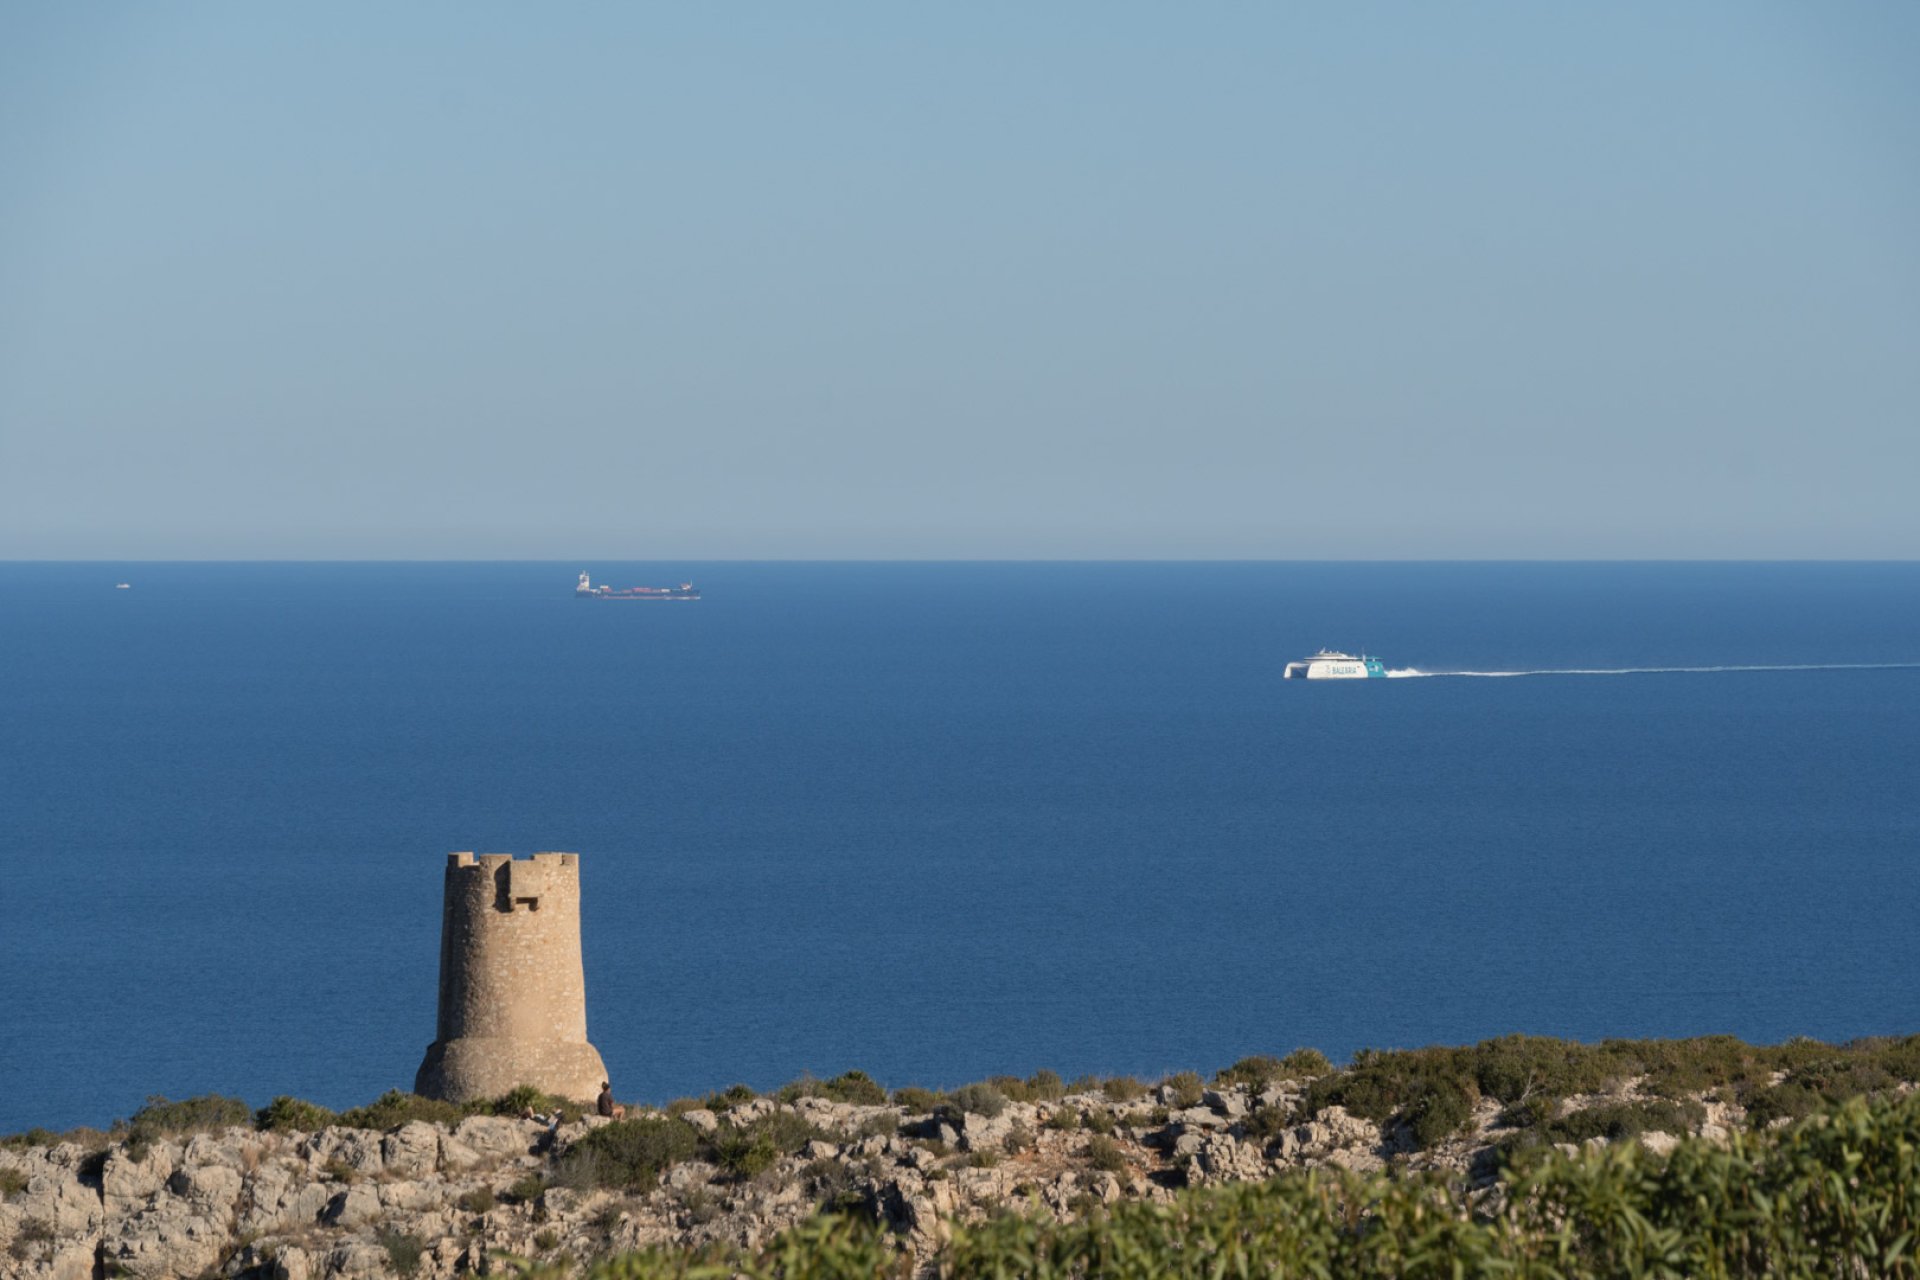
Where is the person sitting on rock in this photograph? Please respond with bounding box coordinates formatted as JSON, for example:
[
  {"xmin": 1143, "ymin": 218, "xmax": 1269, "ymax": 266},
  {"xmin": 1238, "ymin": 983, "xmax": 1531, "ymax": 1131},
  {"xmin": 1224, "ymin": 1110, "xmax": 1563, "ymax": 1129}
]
[{"xmin": 596, "ymin": 1081, "xmax": 626, "ymax": 1120}]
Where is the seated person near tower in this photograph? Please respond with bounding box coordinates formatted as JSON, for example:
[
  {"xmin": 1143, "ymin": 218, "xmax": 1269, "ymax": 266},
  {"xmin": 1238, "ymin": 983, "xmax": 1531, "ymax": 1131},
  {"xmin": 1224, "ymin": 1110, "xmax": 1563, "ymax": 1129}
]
[{"xmin": 597, "ymin": 1081, "xmax": 626, "ymax": 1120}]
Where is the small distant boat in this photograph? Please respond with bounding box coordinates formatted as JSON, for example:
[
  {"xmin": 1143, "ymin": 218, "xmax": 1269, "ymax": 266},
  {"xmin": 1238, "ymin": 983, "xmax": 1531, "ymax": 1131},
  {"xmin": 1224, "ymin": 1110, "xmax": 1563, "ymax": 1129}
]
[
  {"xmin": 574, "ymin": 572, "xmax": 699, "ymax": 601},
  {"xmin": 115, "ymin": 582, "xmax": 131, "ymax": 590},
  {"xmin": 1284, "ymin": 649, "xmax": 1386, "ymax": 679}
]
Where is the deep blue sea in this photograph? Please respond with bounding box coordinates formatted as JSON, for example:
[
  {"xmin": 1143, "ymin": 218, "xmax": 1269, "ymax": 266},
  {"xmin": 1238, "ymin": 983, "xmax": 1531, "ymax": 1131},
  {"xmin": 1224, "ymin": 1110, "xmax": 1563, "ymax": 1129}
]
[{"xmin": 3, "ymin": 562, "xmax": 1918, "ymax": 1134}]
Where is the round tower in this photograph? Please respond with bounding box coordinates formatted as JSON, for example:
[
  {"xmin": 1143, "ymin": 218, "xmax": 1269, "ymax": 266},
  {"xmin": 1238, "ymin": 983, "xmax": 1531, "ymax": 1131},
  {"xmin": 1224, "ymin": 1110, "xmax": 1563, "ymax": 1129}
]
[{"xmin": 414, "ymin": 852, "xmax": 609, "ymax": 1103}]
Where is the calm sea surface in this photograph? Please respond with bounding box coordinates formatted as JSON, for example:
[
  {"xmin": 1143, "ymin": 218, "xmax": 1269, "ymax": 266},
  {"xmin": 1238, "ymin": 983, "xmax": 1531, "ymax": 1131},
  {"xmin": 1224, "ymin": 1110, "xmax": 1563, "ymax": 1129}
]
[{"xmin": 2, "ymin": 561, "xmax": 1917, "ymax": 1133}]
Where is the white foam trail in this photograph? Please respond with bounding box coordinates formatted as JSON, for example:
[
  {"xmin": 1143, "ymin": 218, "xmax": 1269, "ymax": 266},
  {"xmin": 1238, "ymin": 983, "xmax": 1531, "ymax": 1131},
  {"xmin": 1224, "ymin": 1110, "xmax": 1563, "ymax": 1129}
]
[{"xmin": 1387, "ymin": 663, "xmax": 1920, "ymax": 679}]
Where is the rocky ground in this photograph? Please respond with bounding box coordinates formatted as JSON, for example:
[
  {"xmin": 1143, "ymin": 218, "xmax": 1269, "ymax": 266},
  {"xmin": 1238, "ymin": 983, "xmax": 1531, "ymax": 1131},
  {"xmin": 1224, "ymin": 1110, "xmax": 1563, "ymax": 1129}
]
[{"xmin": 0, "ymin": 1071, "xmax": 1766, "ymax": 1280}]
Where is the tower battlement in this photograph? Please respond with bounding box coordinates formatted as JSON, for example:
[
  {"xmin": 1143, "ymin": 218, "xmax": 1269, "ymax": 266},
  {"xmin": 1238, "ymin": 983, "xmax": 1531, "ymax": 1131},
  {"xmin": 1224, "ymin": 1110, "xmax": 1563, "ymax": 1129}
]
[{"xmin": 414, "ymin": 851, "xmax": 608, "ymax": 1103}]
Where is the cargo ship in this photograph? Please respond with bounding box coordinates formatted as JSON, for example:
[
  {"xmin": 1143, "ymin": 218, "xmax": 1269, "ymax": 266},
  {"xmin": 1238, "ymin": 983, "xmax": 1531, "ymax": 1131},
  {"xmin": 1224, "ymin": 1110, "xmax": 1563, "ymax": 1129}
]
[
  {"xmin": 1284, "ymin": 649, "xmax": 1386, "ymax": 679},
  {"xmin": 575, "ymin": 572, "xmax": 700, "ymax": 601}
]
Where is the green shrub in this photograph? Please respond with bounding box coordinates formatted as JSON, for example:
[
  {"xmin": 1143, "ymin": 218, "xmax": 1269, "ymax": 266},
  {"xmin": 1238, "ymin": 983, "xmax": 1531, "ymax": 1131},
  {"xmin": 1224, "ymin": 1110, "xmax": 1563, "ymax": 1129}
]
[
  {"xmin": 123, "ymin": 1094, "xmax": 252, "ymax": 1145},
  {"xmin": 1086, "ymin": 1134, "xmax": 1127, "ymax": 1173},
  {"xmin": 1160, "ymin": 1072, "xmax": 1205, "ymax": 1109},
  {"xmin": 821, "ymin": 1071, "xmax": 887, "ymax": 1106},
  {"xmin": 255, "ymin": 1096, "xmax": 337, "ymax": 1133},
  {"xmin": 710, "ymin": 1111, "xmax": 826, "ymax": 1180},
  {"xmin": 891, "ymin": 1086, "xmax": 941, "ymax": 1112},
  {"xmin": 1, "ymin": 1128, "xmax": 62, "ymax": 1149},
  {"xmin": 803, "ymin": 1156, "xmax": 854, "ymax": 1197},
  {"xmin": 1298, "ymin": 1046, "xmax": 1483, "ymax": 1149},
  {"xmin": 335, "ymin": 1091, "xmax": 463, "ymax": 1131},
  {"xmin": 703, "ymin": 1084, "xmax": 759, "ymax": 1113},
  {"xmin": 1279, "ymin": 1048, "xmax": 1334, "ymax": 1078},
  {"xmin": 1100, "ymin": 1077, "xmax": 1148, "ymax": 1103},
  {"xmin": 775, "ymin": 1075, "xmax": 825, "ymax": 1104},
  {"xmin": 1045, "ymin": 1108, "xmax": 1080, "ymax": 1132},
  {"xmin": 565, "ymin": 1116, "xmax": 702, "ymax": 1192},
  {"xmin": 457, "ymin": 1186, "xmax": 495, "ymax": 1214},
  {"xmin": 985, "ymin": 1075, "xmax": 1031, "ymax": 1103},
  {"xmin": 0, "ymin": 1168, "xmax": 28, "ymax": 1199},
  {"xmin": 1411, "ymin": 1074, "xmax": 1479, "ymax": 1147},
  {"xmin": 1084, "ymin": 1109, "xmax": 1116, "ymax": 1135},
  {"xmin": 532, "ymin": 1227, "xmax": 560, "ymax": 1252},
  {"xmin": 376, "ymin": 1229, "xmax": 425, "ymax": 1277},
  {"xmin": 481, "ymin": 1085, "xmax": 582, "ymax": 1123},
  {"xmin": 1215, "ymin": 1056, "xmax": 1285, "ymax": 1089},
  {"xmin": 679, "ymin": 1185, "xmax": 719, "ymax": 1226},
  {"xmin": 507, "ymin": 1173, "xmax": 547, "ymax": 1204},
  {"xmin": 1025, "ymin": 1070, "xmax": 1067, "ymax": 1101},
  {"xmin": 1467, "ymin": 1034, "xmax": 1623, "ymax": 1105},
  {"xmin": 948, "ymin": 1083, "xmax": 1007, "ymax": 1119},
  {"xmin": 1543, "ymin": 1099, "xmax": 1705, "ymax": 1145},
  {"xmin": 856, "ymin": 1112, "xmax": 898, "ymax": 1139},
  {"xmin": 967, "ymin": 1149, "xmax": 999, "ymax": 1168},
  {"xmin": 1243, "ymin": 1104, "xmax": 1293, "ymax": 1145}
]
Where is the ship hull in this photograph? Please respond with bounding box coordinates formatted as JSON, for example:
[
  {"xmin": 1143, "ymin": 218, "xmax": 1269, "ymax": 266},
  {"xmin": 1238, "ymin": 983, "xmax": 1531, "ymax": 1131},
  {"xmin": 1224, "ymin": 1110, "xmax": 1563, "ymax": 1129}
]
[{"xmin": 1284, "ymin": 655, "xmax": 1387, "ymax": 679}]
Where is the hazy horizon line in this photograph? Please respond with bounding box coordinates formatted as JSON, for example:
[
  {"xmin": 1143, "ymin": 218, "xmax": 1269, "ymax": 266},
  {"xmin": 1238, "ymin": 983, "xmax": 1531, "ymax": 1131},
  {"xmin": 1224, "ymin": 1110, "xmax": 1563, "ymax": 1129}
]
[{"xmin": 8, "ymin": 557, "xmax": 1919, "ymax": 566}]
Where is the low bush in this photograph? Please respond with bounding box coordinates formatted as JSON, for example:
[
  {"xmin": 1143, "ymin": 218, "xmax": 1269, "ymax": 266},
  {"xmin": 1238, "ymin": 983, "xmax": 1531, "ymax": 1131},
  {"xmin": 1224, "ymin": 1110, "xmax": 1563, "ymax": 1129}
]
[
  {"xmin": 855, "ymin": 1112, "xmax": 898, "ymax": 1139},
  {"xmin": 1025, "ymin": 1070, "xmax": 1067, "ymax": 1101},
  {"xmin": 709, "ymin": 1111, "xmax": 827, "ymax": 1180},
  {"xmin": 1542, "ymin": 1098, "xmax": 1705, "ymax": 1145},
  {"xmin": 820, "ymin": 1071, "xmax": 887, "ymax": 1106},
  {"xmin": 376, "ymin": 1228, "xmax": 425, "ymax": 1278},
  {"xmin": 1086, "ymin": 1134, "xmax": 1127, "ymax": 1173},
  {"xmin": 335, "ymin": 1091, "xmax": 463, "ymax": 1131},
  {"xmin": 703, "ymin": 1084, "xmax": 758, "ymax": 1113},
  {"xmin": 0, "ymin": 1168, "xmax": 29, "ymax": 1199},
  {"xmin": 1243, "ymin": 1104, "xmax": 1293, "ymax": 1145},
  {"xmin": 1, "ymin": 1128, "xmax": 64, "ymax": 1149},
  {"xmin": 984, "ymin": 1075, "xmax": 1030, "ymax": 1102},
  {"xmin": 1214, "ymin": 1056, "xmax": 1285, "ymax": 1089},
  {"xmin": 1099, "ymin": 1077, "xmax": 1148, "ymax": 1103},
  {"xmin": 124, "ymin": 1094, "xmax": 252, "ymax": 1144},
  {"xmin": 482, "ymin": 1085, "xmax": 582, "ymax": 1123},
  {"xmin": 506, "ymin": 1173, "xmax": 547, "ymax": 1204},
  {"xmin": 947, "ymin": 1083, "xmax": 1007, "ymax": 1119},
  {"xmin": 565, "ymin": 1116, "xmax": 702, "ymax": 1192},
  {"xmin": 255, "ymin": 1096, "xmax": 337, "ymax": 1133},
  {"xmin": 1279, "ymin": 1047, "xmax": 1333, "ymax": 1078},
  {"xmin": 890, "ymin": 1086, "xmax": 940, "ymax": 1112},
  {"xmin": 802, "ymin": 1156, "xmax": 853, "ymax": 1198},
  {"xmin": 1159, "ymin": 1072, "xmax": 1205, "ymax": 1109},
  {"xmin": 457, "ymin": 1186, "xmax": 495, "ymax": 1214}
]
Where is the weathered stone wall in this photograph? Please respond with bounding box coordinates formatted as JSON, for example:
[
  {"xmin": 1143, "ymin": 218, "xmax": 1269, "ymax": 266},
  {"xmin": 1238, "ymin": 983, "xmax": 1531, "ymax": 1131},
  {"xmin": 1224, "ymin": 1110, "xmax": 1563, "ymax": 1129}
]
[{"xmin": 413, "ymin": 853, "xmax": 607, "ymax": 1103}]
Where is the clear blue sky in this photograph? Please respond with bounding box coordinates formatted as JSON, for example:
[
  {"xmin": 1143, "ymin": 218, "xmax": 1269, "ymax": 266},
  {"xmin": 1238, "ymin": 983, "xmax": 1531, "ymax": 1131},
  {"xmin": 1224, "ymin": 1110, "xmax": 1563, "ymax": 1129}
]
[{"xmin": 3, "ymin": 3, "xmax": 1916, "ymax": 558}]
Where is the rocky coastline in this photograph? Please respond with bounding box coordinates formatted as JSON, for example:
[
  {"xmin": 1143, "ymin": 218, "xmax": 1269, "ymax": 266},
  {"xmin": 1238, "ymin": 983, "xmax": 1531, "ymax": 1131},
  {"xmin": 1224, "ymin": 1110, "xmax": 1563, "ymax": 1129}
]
[{"xmin": 5, "ymin": 1035, "xmax": 1916, "ymax": 1279}]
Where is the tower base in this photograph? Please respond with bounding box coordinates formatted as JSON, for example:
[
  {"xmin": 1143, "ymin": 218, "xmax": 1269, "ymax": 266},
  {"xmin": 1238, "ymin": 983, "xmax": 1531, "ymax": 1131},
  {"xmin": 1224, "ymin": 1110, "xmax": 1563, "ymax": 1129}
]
[{"xmin": 414, "ymin": 1036, "xmax": 610, "ymax": 1104}]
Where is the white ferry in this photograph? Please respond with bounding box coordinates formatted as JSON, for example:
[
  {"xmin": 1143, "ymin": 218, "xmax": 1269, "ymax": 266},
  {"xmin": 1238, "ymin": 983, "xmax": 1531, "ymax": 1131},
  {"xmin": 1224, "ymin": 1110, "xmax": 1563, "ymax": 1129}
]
[{"xmin": 1284, "ymin": 649, "xmax": 1387, "ymax": 680}]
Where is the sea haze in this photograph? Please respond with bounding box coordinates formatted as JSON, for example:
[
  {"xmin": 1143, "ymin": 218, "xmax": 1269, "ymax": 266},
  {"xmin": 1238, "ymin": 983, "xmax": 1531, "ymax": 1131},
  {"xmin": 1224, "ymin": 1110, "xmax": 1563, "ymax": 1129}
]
[{"xmin": 2, "ymin": 561, "xmax": 1917, "ymax": 1133}]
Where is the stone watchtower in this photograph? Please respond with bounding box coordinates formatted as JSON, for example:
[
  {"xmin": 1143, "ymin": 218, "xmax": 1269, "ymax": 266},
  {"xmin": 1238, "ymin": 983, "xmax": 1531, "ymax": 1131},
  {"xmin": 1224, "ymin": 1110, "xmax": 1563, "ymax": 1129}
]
[{"xmin": 414, "ymin": 852, "xmax": 609, "ymax": 1103}]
